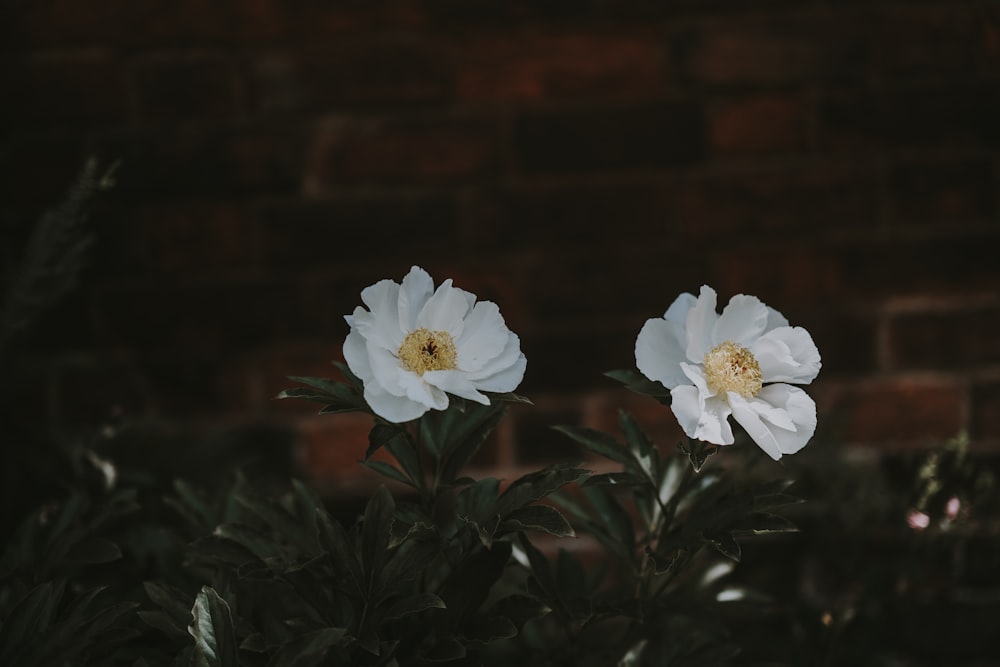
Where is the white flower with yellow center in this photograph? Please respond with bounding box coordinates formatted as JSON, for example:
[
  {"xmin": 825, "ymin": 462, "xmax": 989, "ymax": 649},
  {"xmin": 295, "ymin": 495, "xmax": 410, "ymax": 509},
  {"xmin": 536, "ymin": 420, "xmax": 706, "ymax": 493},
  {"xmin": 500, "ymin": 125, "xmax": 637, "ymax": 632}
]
[
  {"xmin": 635, "ymin": 286, "xmax": 821, "ymax": 460},
  {"xmin": 343, "ymin": 266, "xmax": 527, "ymax": 423}
]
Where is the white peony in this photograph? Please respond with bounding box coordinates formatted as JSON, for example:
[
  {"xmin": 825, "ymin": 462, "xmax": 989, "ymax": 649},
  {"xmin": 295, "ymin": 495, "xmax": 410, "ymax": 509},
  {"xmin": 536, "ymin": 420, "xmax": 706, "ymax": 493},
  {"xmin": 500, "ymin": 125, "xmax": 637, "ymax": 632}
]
[
  {"xmin": 343, "ymin": 266, "xmax": 527, "ymax": 423},
  {"xmin": 635, "ymin": 286, "xmax": 821, "ymax": 460}
]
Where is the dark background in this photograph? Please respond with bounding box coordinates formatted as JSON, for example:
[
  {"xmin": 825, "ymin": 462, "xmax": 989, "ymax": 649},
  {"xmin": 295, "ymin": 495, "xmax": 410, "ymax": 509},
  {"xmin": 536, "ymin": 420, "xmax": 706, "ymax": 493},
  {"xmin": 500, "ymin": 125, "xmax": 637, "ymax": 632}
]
[
  {"xmin": 3, "ymin": 2, "xmax": 1000, "ymax": 664},
  {"xmin": 2, "ymin": 0, "xmax": 999, "ymax": 487}
]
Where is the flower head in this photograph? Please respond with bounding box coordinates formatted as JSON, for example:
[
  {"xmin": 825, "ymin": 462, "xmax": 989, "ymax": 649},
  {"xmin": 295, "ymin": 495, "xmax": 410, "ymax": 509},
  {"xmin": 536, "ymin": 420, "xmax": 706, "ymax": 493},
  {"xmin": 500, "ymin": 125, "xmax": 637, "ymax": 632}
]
[
  {"xmin": 344, "ymin": 266, "xmax": 526, "ymax": 423},
  {"xmin": 635, "ymin": 286, "xmax": 821, "ymax": 460}
]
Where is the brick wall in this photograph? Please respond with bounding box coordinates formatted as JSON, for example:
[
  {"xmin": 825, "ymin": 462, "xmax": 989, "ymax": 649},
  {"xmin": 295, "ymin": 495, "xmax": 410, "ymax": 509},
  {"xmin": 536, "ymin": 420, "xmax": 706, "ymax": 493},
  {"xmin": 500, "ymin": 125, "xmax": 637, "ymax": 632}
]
[{"xmin": 3, "ymin": 0, "xmax": 999, "ymax": 492}]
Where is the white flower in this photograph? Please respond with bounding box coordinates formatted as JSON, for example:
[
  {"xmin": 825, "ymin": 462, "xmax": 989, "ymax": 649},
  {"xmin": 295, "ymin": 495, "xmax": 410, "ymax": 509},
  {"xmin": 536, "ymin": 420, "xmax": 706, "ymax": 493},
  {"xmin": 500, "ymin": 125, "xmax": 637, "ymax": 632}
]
[
  {"xmin": 343, "ymin": 266, "xmax": 527, "ymax": 423},
  {"xmin": 635, "ymin": 286, "xmax": 821, "ymax": 460}
]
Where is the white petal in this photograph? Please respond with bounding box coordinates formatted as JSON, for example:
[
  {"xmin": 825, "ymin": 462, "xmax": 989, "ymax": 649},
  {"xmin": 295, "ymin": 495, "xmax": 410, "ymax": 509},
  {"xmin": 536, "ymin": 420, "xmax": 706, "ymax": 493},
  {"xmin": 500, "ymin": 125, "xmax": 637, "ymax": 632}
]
[
  {"xmin": 398, "ymin": 371, "xmax": 449, "ymax": 410},
  {"xmin": 685, "ymin": 285, "xmax": 719, "ymax": 362},
  {"xmin": 472, "ymin": 351, "xmax": 526, "ymax": 393},
  {"xmin": 353, "ymin": 299, "xmax": 404, "ymax": 353},
  {"xmin": 635, "ymin": 317, "xmax": 689, "ymax": 390},
  {"xmin": 455, "ymin": 301, "xmax": 510, "ymax": 372},
  {"xmin": 366, "ymin": 343, "xmax": 407, "ymax": 397},
  {"xmin": 679, "ymin": 361, "xmax": 716, "ymax": 397},
  {"xmin": 757, "ymin": 384, "xmax": 817, "ymax": 455},
  {"xmin": 764, "ymin": 306, "xmax": 789, "ymax": 333},
  {"xmin": 728, "ymin": 393, "xmax": 783, "ymax": 461},
  {"xmin": 423, "ymin": 370, "xmax": 490, "ymax": 404},
  {"xmin": 712, "ymin": 294, "xmax": 768, "ymax": 347},
  {"xmin": 397, "ymin": 266, "xmax": 434, "ymax": 333},
  {"xmin": 343, "ymin": 330, "xmax": 373, "ymax": 382},
  {"xmin": 664, "ymin": 292, "xmax": 697, "ymax": 324},
  {"xmin": 670, "ymin": 384, "xmax": 734, "ymax": 445},
  {"xmin": 729, "ymin": 386, "xmax": 817, "ymax": 459},
  {"xmin": 364, "ymin": 383, "xmax": 429, "ymax": 423},
  {"xmin": 468, "ymin": 332, "xmax": 522, "ymax": 381},
  {"xmin": 416, "ymin": 279, "xmax": 473, "ymax": 335},
  {"xmin": 751, "ymin": 326, "xmax": 821, "ymax": 384}
]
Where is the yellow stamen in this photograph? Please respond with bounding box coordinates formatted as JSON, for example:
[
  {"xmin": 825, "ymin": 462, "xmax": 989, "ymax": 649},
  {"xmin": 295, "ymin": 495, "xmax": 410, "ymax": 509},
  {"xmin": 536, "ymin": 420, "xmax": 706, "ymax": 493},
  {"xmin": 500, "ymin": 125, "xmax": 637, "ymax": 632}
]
[
  {"xmin": 703, "ymin": 341, "xmax": 763, "ymax": 398},
  {"xmin": 398, "ymin": 328, "xmax": 458, "ymax": 374}
]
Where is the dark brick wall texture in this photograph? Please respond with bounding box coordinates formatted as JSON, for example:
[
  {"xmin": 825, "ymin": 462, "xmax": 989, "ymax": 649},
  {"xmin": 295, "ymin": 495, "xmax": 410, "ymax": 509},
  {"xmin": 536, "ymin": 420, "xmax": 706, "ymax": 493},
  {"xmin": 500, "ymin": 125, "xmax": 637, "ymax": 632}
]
[{"xmin": 3, "ymin": 0, "xmax": 1000, "ymax": 490}]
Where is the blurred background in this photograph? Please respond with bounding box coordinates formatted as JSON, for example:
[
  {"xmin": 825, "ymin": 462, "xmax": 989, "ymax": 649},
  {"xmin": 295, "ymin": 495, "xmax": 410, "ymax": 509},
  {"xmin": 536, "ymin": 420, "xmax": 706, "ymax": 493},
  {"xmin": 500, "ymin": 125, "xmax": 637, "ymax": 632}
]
[{"xmin": 1, "ymin": 1, "xmax": 1000, "ymax": 662}]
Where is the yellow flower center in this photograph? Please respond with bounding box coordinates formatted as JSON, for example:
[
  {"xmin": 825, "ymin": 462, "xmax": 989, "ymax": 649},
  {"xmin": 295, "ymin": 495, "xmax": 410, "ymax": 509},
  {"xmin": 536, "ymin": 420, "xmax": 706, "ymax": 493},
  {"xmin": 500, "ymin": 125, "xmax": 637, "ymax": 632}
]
[
  {"xmin": 703, "ymin": 341, "xmax": 763, "ymax": 398},
  {"xmin": 397, "ymin": 328, "xmax": 458, "ymax": 374}
]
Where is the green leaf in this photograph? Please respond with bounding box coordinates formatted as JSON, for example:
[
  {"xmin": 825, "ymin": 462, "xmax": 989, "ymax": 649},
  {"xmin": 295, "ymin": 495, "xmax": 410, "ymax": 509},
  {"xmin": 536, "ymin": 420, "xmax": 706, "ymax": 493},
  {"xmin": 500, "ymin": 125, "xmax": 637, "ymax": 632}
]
[
  {"xmin": 378, "ymin": 593, "xmax": 446, "ymax": 621},
  {"xmin": 552, "ymin": 426, "xmax": 632, "ymax": 466},
  {"xmin": 456, "ymin": 477, "xmax": 501, "ymax": 524},
  {"xmin": 360, "ymin": 460, "xmax": 415, "ymax": 488},
  {"xmin": 275, "ymin": 387, "xmax": 337, "ymax": 404},
  {"xmin": 437, "ymin": 541, "xmax": 512, "ymax": 632},
  {"xmin": 678, "ymin": 439, "xmax": 717, "ymax": 473},
  {"xmin": 731, "ymin": 512, "xmax": 799, "ymax": 535},
  {"xmin": 361, "ymin": 487, "xmax": 395, "ymax": 591},
  {"xmin": 488, "ymin": 392, "xmax": 533, "ymax": 404},
  {"xmin": 752, "ymin": 492, "xmax": 804, "ymax": 511},
  {"xmin": 0, "ymin": 581, "xmax": 65, "ymax": 652},
  {"xmin": 441, "ymin": 405, "xmax": 506, "ymax": 485},
  {"xmin": 604, "ymin": 369, "xmax": 671, "ymax": 399},
  {"xmin": 496, "ymin": 464, "xmax": 589, "ymax": 516},
  {"xmin": 280, "ymin": 376, "xmax": 365, "ymax": 414},
  {"xmin": 707, "ymin": 533, "xmax": 741, "ymax": 562},
  {"xmin": 63, "ymin": 537, "xmax": 121, "ymax": 564},
  {"xmin": 619, "ymin": 411, "xmax": 659, "ymax": 482},
  {"xmin": 137, "ymin": 610, "xmax": 189, "ymax": 642},
  {"xmin": 143, "ymin": 581, "xmax": 194, "ymax": 626},
  {"xmin": 266, "ymin": 628, "xmax": 348, "ymax": 667},
  {"xmin": 490, "ymin": 595, "xmax": 550, "ymax": 631},
  {"xmin": 317, "ymin": 509, "xmax": 363, "ymax": 591},
  {"xmin": 500, "ymin": 505, "xmax": 575, "ymax": 538},
  {"xmin": 460, "ymin": 614, "xmax": 517, "ymax": 644},
  {"xmin": 332, "ymin": 361, "xmax": 363, "ymax": 389},
  {"xmin": 188, "ymin": 587, "xmax": 238, "ymax": 667},
  {"xmin": 582, "ymin": 472, "xmax": 647, "ymax": 488}
]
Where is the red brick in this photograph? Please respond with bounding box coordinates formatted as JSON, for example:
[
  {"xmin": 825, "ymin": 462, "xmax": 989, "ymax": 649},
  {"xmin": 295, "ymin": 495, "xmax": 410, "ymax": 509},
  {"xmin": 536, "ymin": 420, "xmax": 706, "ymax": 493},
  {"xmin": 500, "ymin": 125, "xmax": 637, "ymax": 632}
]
[
  {"xmin": 708, "ymin": 93, "xmax": 811, "ymax": 155},
  {"xmin": 296, "ymin": 414, "xmax": 375, "ymax": 478},
  {"xmin": 514, "ymin": 102, "xmax": 705, "ymax": 172},
  {"xmin": 815, "ymin": 378, "xmax": 964, "ymax": 446},
  {"xmin": 457, "ymin": 183, "xmax": 674, "ymax": 254},
  {"xmin": 92, "ymin": 280, "xmax": 309, "ymax": 351},
  {"xmin": 820, "ymin": 84, "xmax": 1000, "ymax": 153},
  {"xmin": 134, "ymin": 57, "xmax": 240, "ymax": 123},
  {"xmin": 972, "ymin": 382, "xmax": 1000, "ymax": 440},
  {"xmin": 668, "ymin": 165, "xmax": 881, "ymax": 239},
  {"xmin": 0, "ymin": 136, "xmax": 89, "ymax": 212},
  {"xmin": 888, "ymin": 158, "xmax": 997, "ymax": 225},
  {"xmin": 2, "ymin": 54, "xmax": 127, "ymax": 129},
  {"xmin": 256, "ymin": 195, "xmax": 458, "ymax": 268},
  {"xmin": 518, "ymin": 245, "xmax": 706, "ymax": 325},
  {"xmin": 513, "ymin": 402, "xmax": 585, "ymax": 465},
  {"xmin": 875, "ymin": 7, "xmax": 995, "ymax": 83},
  {"xmin": 800, "ymin": 313, "xmax": 878, "ymax": 378},
  {"xmin": 520, "ymin": 331, "xmax": 644, "ymax": 394},
  {"xmin": 305, "ymin": 116, "xmax": 500, "ymax": 188},
  {"xmin": 711, "ymin": 242, "xmax": 841, "ymax": 308},
  {"xmin": 250, "ymin": 40, "xmax": 451, "ymax": 114},
  {"xmin": 100, "ymin": 127, "xmax": 305, "ymax": 197},
  {"xmin": 674, "ymin": 17, "xmax": 872, "ymax": 87},
  {"xmin": 17, "ymin": 0, "xmax": 231, "ymax": 49},
  {"xmin": 95, "ymin": 201, "xmax": 262, "ymax": 277},
  {"xmin": 454, "ymin": 31, "xmax": 667, "ymax": 103},
  {"xmin": 888, "ymin": 308, "xmax": 1000, "ymax": 372},
  {"xmin": 54, "ymin": 359, "xmax": 152, "ymax": 424},
  {"xmin": 835, "ymin": 235, "xmax": 1000, "ymax": 300}
]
